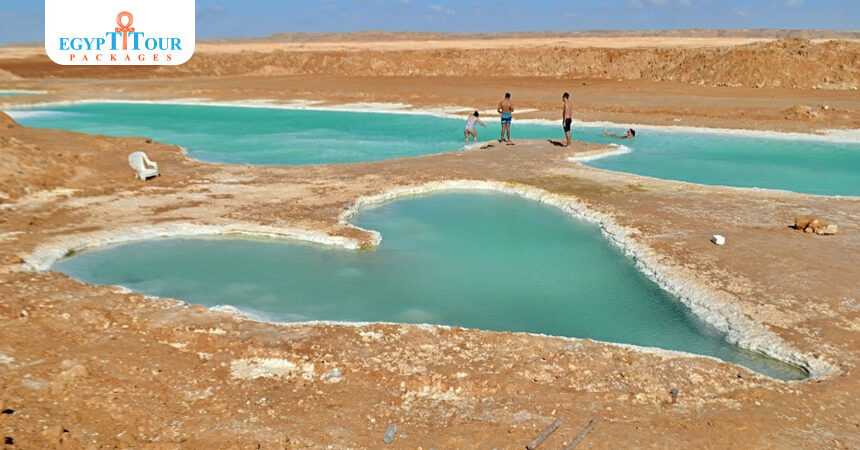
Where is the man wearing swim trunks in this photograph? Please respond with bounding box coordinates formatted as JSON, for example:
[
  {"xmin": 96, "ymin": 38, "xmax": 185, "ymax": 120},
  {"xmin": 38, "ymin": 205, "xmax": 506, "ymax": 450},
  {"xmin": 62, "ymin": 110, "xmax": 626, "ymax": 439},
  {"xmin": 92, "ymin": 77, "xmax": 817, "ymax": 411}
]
[
  {"xmin": 562, "ymin": 92, "xmax": 572, "ymax": 147},
  {"xmin": 497, "ymin": 92, "xmax": 514, "ymax": 144}
]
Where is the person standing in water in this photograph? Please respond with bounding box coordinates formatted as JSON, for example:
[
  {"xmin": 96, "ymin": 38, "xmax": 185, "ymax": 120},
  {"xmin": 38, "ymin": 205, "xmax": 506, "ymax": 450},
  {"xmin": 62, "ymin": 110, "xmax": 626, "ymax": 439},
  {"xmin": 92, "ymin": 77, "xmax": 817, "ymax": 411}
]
[
  {"xmin": 463, "ymin": 111, "xmax": 487, "ymax": 142},
  {"xmin": 603, "ymin": 129, "xmax": 636, "ymax": 139},
  {"xmin": 562, "ymin": 92, "xmax": 573, "ymax": 147},
  {"xmin": 497, "ymin": 92, "xmax": 514, "ymax": 144}
]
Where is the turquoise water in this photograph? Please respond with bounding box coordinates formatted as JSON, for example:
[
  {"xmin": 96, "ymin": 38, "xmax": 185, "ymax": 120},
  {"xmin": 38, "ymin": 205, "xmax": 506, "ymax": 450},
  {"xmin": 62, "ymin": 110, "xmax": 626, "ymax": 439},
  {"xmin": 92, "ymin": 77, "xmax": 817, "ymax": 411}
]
[
  {"xmin": 7, "ymin": 102, "xmax": 859, "ymax": 195},
  {"xmin": 584, "ymin": 132, "xmax": 860, "ymax": 197},
  {"xmin": 10, "ymin": 103, "xmax": 479, "ymax": 165},
  {"xmin": 53, "ymin": 192, "xmax": 805, "ymax": 380},
  {"xmin": 0, "ymin": 91, "xmax": 37, "ymax": 97}
]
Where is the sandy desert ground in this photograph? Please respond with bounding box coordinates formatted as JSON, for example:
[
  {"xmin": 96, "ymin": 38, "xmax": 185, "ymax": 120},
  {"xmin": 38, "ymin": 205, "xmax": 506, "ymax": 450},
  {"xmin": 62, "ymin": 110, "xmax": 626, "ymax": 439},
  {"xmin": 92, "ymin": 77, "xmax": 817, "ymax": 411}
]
[{"xmin": 0, "ymin": 34, "xmax": 859, "ymax": 448}]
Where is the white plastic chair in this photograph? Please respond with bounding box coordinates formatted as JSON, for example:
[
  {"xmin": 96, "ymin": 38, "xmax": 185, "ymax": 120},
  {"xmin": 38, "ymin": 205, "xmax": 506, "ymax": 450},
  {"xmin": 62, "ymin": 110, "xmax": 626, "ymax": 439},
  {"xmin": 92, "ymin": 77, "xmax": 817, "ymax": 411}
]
[{"xmin": 128, "ymin": 151, "xmax": 159, "ymax": 180}]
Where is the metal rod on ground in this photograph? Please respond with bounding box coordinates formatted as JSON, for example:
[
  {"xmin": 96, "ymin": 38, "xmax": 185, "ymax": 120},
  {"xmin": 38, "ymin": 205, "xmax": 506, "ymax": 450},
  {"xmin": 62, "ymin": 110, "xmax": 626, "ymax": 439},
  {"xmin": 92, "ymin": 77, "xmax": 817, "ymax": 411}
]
[
  {"xmin": 563, "ymin": 418, "xmax": 599, "ymax": 450},
  {"xmin": 525, "ymin": 417, "xmax": 562, "ymax": 450}
]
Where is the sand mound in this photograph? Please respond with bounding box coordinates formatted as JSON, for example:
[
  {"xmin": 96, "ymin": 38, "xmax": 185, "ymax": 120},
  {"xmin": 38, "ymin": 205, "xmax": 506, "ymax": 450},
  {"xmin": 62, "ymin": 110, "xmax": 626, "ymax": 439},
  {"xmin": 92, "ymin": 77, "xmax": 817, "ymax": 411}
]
[
  {"xmin": 0, "ymin": 136, "xmax": 69, "ymax": 202},
  {"xmin": 782, "ymin": 104, "xmax": 824, "ymax": 121},
  {"xmin": 1, "ymin": 38, "xmax": 858, "ymax": 89},
  {"xmin": 164, "ymin": 38, "xmax": 859, "ymax": 89},
  {"xmin": 650, "ymin": 39, "xmax": 860, "ymax": 89},
  {"xmin": 0, "ymin": 68, "xmax": 21, "ymax": 81},
  {"xmin": 0, "ymin": 111, "xmax": 19, "ymax": 129},
  {"xmin": 779, "ymin": 103, "xmax": 855, "ymax": 122},
  {"xmin": 247, "ymin": 64, "xmax": 296, "ymax": 77},
  {"xmin": 0, "ymin": 113, "xmax": 187, "ymax": 202}
]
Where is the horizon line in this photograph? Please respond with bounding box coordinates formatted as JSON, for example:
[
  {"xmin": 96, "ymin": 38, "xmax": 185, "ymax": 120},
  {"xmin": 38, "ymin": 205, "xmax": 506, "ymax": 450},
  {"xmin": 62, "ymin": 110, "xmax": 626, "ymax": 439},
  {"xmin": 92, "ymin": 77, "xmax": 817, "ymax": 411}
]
[{"xmin": 4, "ymin": 27, "xmax": 859, "ymax": 47}]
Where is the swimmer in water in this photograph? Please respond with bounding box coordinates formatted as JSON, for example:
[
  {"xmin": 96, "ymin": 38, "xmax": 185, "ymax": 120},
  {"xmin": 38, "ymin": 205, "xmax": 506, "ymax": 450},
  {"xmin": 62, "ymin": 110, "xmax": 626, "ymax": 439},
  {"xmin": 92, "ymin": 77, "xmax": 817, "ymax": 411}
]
[{"xmin": 603, "ymin": 129, "xmax": 636, "ymax": 139}]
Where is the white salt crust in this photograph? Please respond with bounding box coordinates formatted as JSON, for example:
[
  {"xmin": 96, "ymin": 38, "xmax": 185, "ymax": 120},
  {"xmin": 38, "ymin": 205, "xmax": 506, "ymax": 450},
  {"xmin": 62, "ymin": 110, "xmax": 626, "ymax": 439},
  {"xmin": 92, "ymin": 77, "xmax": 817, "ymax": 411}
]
[{"xmin": 23, "ymin": 180, "xmax": 837, "ymax": 379}]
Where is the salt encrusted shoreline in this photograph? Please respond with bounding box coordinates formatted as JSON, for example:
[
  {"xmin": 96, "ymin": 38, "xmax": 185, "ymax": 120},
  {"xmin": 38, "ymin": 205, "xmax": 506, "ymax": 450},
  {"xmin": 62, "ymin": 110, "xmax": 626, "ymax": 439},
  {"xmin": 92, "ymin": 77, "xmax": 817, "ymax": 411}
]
[
  {"xmin": 208, "ymin": 304, "xmax": 778, "ymax": 381},
  {"xmin": 567, "ymin": 144, "xmax": 632, "ymax": 162},
  {"xmin": 4, "ymin": 98, "xmax": 860, "ymax": 144},
  {"xmin": 338, "ymin": 180, "xmax": 838, "ymax": 378},
  {"xmin": 22, "ymin": 222, "xmax": 362, "ymax": 272},
  {"xmin": 23, "ymin": 179, "xmax": 837, "ymax": 379}
]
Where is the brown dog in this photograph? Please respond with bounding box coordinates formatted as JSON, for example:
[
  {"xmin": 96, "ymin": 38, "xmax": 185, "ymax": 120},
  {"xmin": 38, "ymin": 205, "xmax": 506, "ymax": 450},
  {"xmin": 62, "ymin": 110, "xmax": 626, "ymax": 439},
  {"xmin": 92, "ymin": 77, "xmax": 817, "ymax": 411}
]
[{"xmin": 795, "ymin": 215, "xmax": 838, "ymax": 235}]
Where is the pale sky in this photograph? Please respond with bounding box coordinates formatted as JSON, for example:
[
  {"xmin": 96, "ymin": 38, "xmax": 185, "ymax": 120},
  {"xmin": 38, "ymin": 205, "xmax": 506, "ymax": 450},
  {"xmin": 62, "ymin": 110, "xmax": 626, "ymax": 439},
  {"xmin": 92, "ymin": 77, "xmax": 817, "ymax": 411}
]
[{"xmin": 1, "ymin": 0, "xmax": 858, "ymax": 45}]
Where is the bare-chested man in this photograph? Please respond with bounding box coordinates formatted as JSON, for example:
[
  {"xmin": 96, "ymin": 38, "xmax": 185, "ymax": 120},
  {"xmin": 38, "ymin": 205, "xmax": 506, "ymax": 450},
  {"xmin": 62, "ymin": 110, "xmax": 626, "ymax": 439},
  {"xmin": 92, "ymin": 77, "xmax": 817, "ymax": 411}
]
[
  {"xmin": 497, "ymin": 92, "xmax": 514, "ymax": 144},
  {"xmin": 562, "ymin": 92, "xmax": 572, "ymax": 147}
]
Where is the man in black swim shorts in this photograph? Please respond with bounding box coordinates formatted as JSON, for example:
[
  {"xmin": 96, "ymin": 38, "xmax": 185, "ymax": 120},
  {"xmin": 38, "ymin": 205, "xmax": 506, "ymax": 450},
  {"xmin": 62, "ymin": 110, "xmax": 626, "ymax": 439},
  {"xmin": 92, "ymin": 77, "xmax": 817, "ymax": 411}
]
[{"xmin": 562, "ymin": 92, "xmax": 572, "ymax": 147}]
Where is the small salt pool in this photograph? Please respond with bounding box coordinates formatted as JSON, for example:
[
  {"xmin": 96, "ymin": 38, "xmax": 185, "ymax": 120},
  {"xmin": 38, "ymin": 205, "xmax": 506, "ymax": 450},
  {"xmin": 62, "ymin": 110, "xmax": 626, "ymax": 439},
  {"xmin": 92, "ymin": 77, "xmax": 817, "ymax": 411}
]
[
  {"xmin": 7, "ymin": 101, "xmax": 859, "ymax": 196},
  {"xmin": 0, "ymin": 90, "xmax": 40, "ymax": 97},
  {"xmin": 53, "ymin": 192, "xmax": 806, "ymax": 380}
]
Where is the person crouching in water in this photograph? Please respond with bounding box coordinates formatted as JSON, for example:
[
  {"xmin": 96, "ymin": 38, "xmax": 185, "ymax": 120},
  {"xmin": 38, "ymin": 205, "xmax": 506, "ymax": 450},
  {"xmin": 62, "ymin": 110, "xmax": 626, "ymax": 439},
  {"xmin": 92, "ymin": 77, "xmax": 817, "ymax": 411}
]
[
  {"xmin": 464, "ymin": 111, "xmax": 487, "ymax": 142},
  {"xmin": 603, "ymin": 129, "xmax": 636, "ymax": 139}
]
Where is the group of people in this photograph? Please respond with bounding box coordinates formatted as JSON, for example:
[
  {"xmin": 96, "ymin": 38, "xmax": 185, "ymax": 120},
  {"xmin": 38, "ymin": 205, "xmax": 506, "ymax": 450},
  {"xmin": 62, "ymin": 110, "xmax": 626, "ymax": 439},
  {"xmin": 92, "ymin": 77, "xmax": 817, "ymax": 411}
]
[{"xmin": 463, "ymin": 92, "xmax": 636, "ymax": 146}]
